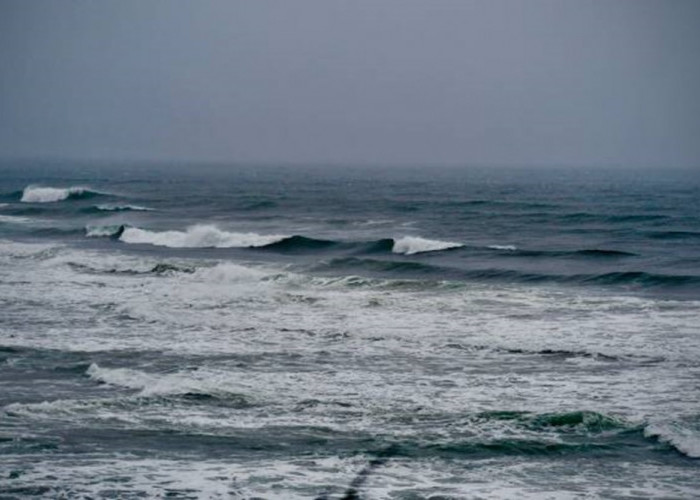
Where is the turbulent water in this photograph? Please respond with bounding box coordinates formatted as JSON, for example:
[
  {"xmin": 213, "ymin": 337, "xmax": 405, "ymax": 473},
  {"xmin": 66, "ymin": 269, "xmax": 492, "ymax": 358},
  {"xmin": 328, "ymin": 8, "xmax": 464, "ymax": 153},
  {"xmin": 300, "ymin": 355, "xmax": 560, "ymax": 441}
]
[{"xmin": 1, "ymin": 162, "xmax": 699, "ymax": 499}]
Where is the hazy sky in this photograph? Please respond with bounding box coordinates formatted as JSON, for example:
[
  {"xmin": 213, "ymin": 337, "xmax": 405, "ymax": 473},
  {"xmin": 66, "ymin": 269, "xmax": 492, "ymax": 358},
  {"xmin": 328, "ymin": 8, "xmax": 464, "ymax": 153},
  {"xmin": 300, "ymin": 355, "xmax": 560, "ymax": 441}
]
[{"xmin": 1, "ymin": 0, "xmax": 699, "ymax": 167}]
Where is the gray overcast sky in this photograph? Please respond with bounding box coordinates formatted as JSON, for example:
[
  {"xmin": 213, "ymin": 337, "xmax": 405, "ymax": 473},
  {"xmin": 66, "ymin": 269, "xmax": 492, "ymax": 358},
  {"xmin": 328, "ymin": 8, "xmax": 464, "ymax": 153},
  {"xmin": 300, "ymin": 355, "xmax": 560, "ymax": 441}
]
[{"xmin": 1, "ymin": 0, "xmax": 699, "ymax": 167}]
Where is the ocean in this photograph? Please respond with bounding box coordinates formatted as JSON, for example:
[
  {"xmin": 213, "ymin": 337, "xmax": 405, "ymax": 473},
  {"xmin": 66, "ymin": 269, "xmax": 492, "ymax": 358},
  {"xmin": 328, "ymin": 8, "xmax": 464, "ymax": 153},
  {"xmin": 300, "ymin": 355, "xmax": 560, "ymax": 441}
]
[{"xmin": 0, "ymin": 161, "xmax": 699, "ymax": 499}]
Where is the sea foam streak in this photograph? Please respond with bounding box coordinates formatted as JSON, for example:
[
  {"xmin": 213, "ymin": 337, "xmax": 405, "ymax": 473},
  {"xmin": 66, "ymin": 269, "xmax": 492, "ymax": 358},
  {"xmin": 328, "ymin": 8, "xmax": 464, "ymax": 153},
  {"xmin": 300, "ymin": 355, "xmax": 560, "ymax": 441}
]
[
  {"xmin": 0, "ymin": 214, "xmax": 32, "ymax": 224},
  {"xmin": 120, "ymin": 224, "xmax": 289, "ymax": 248},
  {"xmin": 95, "ymin": 204, "xmax": 152, "ymax": 212},
  {"xmin": 392, "ymin": 236, "xmax": 463, "ymax": 255},
  {"xmin": 20, "ymin": 185, "xmax": 101, "ymax": 203}
]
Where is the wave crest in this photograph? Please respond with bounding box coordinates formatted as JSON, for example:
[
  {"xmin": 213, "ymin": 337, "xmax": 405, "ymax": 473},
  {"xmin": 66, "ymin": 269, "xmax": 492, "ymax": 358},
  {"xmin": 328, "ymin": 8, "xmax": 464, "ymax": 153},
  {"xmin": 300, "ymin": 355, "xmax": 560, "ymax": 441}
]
[
  {"xmin": 644, "ymin": 420, "xmax": 700, "ymax": 458},
  {"xmin": 20, "ymin": 185, "xmax": 103, "ymax": 203},
  {"xmin": 392, "ymin": 236, "xmax": 463, "ymax": 255},
  {"xmin": 120, "ymin": 224, "xmax": 289, "ymax": 248},
  {"xmin": 86, "ymin": 363, "xmax": 252, "ymax": 405},
  {"xmin": 95, "ymin": 204, "xmax": 152, "ymax": 212},
  {"xmin": 85, "ymin": 224, "xmax": 127, "ymax": 238}
]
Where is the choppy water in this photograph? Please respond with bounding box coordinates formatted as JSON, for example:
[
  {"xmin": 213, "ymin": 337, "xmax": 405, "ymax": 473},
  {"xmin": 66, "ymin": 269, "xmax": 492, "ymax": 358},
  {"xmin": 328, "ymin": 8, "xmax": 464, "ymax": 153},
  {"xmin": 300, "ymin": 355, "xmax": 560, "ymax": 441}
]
[{"xmin": 1, "ymin": 162, "xmax": 699, "ymax": 499}]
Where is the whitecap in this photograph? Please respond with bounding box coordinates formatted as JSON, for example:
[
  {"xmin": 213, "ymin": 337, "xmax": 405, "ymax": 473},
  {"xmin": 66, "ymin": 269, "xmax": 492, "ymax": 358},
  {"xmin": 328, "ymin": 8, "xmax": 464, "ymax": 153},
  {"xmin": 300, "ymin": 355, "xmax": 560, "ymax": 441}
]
[
  {"xmin": 95, "ymin": 204, "xmax": 152, "ymax": 212},
  {"xmin": 86, "ymin": 363, "xmax": 248, "ymax": 399},
  {"xmin": 20, "ymin": 185, "xmax": 97, "ymax": 203},
  {"xmin": 645, "ymin": 421, "xmax": 700, "ymax": 458},
  {"xmin": 488, "ymin": 244, "xmax": 518, "ymax": 251},
  {"xmin": 85, "ymin": 224, "xmax": 125, "ymax": 237},
  {"xmin": 392, "ymin": 236, "xmax": 463, "ymax": 255},
  {"xmin": 119, "ymin": 224, "xmax": 289, "ymax": 248},
  {"xmin": 0, "ymin": 214, "xmax": 32, "ymax": 224}
]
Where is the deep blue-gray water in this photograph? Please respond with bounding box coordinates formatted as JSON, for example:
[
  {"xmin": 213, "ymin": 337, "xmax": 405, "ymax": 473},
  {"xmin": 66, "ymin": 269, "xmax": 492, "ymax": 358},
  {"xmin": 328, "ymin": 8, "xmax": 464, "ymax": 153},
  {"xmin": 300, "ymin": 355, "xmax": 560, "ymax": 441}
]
[{"xmin": 1, "ymin": 162, "xmax": 699, "ymax": 498}]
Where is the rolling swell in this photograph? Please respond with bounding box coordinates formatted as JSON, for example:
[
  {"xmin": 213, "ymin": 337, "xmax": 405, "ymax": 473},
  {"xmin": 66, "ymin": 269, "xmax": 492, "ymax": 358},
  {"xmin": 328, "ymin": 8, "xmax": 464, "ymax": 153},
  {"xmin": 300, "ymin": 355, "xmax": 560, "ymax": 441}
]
[
  {"xmin": 82, "ymin": 204, "xmax": 152, "ymax": 213},
  {"xmin": 498, "ymin": 248, "xmax": 638, "ymax": 258},
  {"xmin": 78, "ymin": 224, "xmax": 641, "ymax": 262},
  {"xmin": 260, "ymin": 235, "xmax": 339, "ymax": 252},
  {"xmin": 646, "ymin": 230, "xmax": 700, "ymax": 240},
  {"xmin": 83, "ymin": 224, "xmax": 466, "ymax": 256},
  {"xmin": 314, "ymin": 257, "xmax": 700, "ymax": 289}
]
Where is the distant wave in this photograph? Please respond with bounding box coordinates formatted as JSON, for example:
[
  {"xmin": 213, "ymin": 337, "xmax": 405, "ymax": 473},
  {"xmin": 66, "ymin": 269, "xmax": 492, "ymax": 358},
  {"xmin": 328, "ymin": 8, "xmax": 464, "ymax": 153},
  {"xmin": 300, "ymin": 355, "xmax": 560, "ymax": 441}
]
[
  {"xmin": 85, "ymin": 224, "xmax": 128, "ymax": 238},
  {"xmin": 392, "ymin": 236, "xmax": 464, "ymax": 255},
  {"xmin": 82, "ymin": 223, "xmax": 643, "ymax": 265},
  {"xmin": 20, "ymin": 185, "xmax": 106, "ymax": 203},
  {"xmin": 313, "ymin": 257, "xmax": 700, "ymax": 289},
  {"xmin": 84, "ymin": 224, "xmax": 466, "ymax": 256},
  {"xmin": 0, "ymin": 214, "xmax": 33, "ymax": 224},
  {"xmin": 120, "ymin": 224, "xmax": 290, "ymax": 248},
  {"xmin": 495, "ymin": 247, "xmax": 637, "ymax": 258},
  {"xmin": 488, "ymin": 244, "xmax": 518, "ymax": 251},
  {"xmin": 573, "ymin": 249, "xmax": 636, "ymax": 257},
  {"xmin": 646, "ymin": 230, "xmax": 700, "ymax": 240},
  {"xmin": 93, "ymin": 204, "xmax": 152, "ymax": 212}
]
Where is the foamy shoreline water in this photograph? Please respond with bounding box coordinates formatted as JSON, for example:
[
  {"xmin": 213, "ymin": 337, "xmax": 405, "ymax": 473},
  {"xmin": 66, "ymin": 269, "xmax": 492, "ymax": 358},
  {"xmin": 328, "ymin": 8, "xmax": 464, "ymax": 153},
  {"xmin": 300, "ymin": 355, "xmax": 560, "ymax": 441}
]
[{"xmin": 1, "ymin": 164, "xmax": 699, "ymax": 498}]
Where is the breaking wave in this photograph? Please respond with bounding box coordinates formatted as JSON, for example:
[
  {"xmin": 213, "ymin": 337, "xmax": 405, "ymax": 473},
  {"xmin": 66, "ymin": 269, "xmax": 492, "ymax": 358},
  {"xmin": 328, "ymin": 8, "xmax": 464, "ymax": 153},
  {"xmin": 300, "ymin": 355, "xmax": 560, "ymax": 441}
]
[
  {"xmin": 20, "ymin": 185, "xmax": 105, "ymax": 203},
  {"xmin": 93, "ymin": 204, "xmax": 152, "ymax": 212},
  {"xmin": 85, "ymin": 363, "xmax": 252, "ymax": 405},
  {"xmin": 85, "ymin": 224, "xmax": 128, "ymax": 238},
  {"xmin": 392, "ymin": 236, "xmax": 464, "ymax": 255},
  {"xmin": 644, "ymin": 418, "xmax": 700, "ymax": 458},
  {"xmin": 488, "ymin": 244, "xmax": 518, "ymax": 251},
  {"xmin": 119, "ymin": 225, "xmax": 290, "ymax": 248}
]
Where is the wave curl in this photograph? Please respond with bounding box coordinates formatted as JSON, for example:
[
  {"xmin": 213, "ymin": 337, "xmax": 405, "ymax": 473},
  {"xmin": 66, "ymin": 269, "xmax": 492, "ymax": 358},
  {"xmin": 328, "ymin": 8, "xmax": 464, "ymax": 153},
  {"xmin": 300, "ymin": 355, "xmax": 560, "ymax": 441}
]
[{"xmin": 20, "ymin": 185, "xmax": 105, "ymax": 203}]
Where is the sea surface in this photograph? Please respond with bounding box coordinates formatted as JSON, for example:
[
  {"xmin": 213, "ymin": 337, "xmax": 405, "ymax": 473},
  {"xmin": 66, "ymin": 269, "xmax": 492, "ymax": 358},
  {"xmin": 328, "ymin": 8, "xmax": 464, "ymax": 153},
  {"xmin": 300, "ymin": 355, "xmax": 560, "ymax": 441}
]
[{"xmin": 1, "ymin": 161, "xmax": 699, "ymax": 499}]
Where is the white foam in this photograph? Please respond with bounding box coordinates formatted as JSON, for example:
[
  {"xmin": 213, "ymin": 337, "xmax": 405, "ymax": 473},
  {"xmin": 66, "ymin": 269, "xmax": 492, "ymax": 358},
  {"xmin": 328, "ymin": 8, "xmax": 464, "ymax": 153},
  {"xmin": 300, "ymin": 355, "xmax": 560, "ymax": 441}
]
[
  {"xmin": 489, "ymin": 244, "xmax": 518, "ymax": 251},
  {"xmin": 20, "ymin": 185, "xmax": 93, "ymax": 203},
  {"xmin": 119, "ymin": 224, "xmax": 289, "ymax": 248},
  {"xmin": 96, "ymin": 204, "xmax": 152, "ymax": 211},
  {"xmin": 0, "ymin": 239, "xmax": 62, "ymax": 258},
  {"xmin": 85, "ymin": 363, "xmax": 247, "ymax": 399},
  {"xmin": 645, "ymin": 421, "xmax": 700, "ymax": 458},
  {"xmin": 193, "ymin": 261, "xmax": 269, "ymax": 283},
  {"xmin": 0, "ymin": 214, "xmax": 32, "ymax": 224},
  {"xmin": 392, "ymin": 236, "xmax": 463, "ymax": 255},
  {"xmin": 86, "ymin": 363, "xmax": 160, "ymax": 392},
  {"xmin": 85, "ymin": 224, "xmax": 124, "ymax": 237}
]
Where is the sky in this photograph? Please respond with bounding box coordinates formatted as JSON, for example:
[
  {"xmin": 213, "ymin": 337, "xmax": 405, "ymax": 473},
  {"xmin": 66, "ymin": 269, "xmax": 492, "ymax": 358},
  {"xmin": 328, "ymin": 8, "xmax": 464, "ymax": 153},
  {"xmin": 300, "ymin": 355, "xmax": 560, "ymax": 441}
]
[{"xmin": 1, "ymin": 0, "xmax": 699, "ymax": 167}]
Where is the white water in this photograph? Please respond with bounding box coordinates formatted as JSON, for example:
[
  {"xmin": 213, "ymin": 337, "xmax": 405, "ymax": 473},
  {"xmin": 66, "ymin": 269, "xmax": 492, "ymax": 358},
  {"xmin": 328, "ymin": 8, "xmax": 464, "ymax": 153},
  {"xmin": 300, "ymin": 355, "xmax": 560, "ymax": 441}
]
[
  {"xmin": 95, "ymin": 204, "xmax": 152, "ymax": 212},
  {"xmin": 2, "ymin": 241, "xmax": 700, "ymax": 498},
  {"xmin": 120, "ymin": 224, "xmax": 289, "ymax": 248},
  {"xmin": 488, "ymin": 244, "xmax": 518, "ymax": 251},
  {"xmin": 392, "ymin": 236, "xmax": 463, "ymax": 255},
  {"xmin": 20, "ymin": 185, "xmax": 94, "ymax": 203}
]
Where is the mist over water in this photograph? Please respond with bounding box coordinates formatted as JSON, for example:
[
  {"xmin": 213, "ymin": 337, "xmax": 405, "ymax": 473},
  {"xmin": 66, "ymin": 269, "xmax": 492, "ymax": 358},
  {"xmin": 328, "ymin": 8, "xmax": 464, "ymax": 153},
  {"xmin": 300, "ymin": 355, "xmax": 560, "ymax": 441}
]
[{"xmin": 1, "ymin": 162, "xmax": 700, "ymax": 498}]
